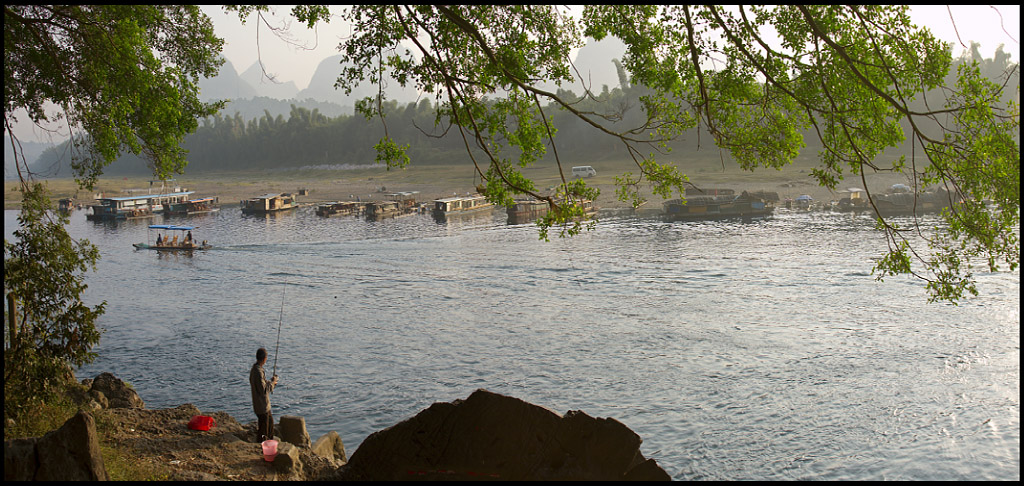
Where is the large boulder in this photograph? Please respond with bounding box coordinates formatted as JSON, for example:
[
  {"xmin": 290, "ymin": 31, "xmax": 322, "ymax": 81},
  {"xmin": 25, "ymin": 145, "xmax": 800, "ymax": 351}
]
[
  {"xmin": 89, "ymin": 372, "xmax": 145, "ymax": 409},
  {"xmin": 273, "ymin": 441, "xmax": 303, "ymax": 476},
  {"xmin": 3, "ymin": 435, "xmax": 38, "ymax": 481},
  {"xmin": 311, "ymin": 430, "xmax": 347, "ymax": 464},
  {"xmin": 337, "ymin": 389, "xmax": 670, "ymax": 481},
  {"xmin": 4, "ymin": 411, "xmax": 109, "ymax": 481},
  {"xmin": 278, "ymin": 415, "xmax": 311, "ymax": 448}
]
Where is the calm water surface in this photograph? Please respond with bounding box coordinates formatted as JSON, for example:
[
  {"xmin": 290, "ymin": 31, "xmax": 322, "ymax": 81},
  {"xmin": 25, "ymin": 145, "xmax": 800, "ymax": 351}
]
[{"xmin": 5, "ymin": 206, "xmax": 1019, "ymax": 480}]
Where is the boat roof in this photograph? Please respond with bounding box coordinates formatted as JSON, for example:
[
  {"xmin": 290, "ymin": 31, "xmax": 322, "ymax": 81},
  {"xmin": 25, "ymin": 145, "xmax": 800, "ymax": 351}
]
[
  {"xmin": 188, "ymin": 197, "xmax": 216, "ymax": 203},
  {"xmin": 248, "ymin": 193, "xmax": 295, "ymax": 200},
  {"xmin": 148, "ymin": 224, "xmax": 195, "ymax": 231},
  {"xmin": 97, "ymin": 191, "xmax": 194, "ymax": 202},
  {"xmin": 434, "ymin": 194, "xmax": 486, "ymax": 202}
]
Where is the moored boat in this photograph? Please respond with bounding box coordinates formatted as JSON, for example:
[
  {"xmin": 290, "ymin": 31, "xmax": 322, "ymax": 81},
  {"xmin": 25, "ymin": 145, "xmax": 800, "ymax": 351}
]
[
  {"xmin": 507, "ymin": 199, "xmax": 550, "ymax": 225},
  {"xmin": 58, "ymin": 198, "xmax": 76, "ymax": 213},
  {"xmin": 316, "ymin": 201, "xmax": 364, "ymax": 217},
  {"xmin": 85, "ymin": 191, "xmax": 194, "ymax": 220},
  {"xmin": 165, "ymin": 197, "xmax": 220, "ymax": 216},
  {"xmin": 432, "ymin": 193, "xmax": 495, "ymax": 222},
  {"xmin": 872, "ymin": 188, "xmax": 961, "ymax": 216},
  {"xmin": 366, "ymin": 192, "xmax": 425, "ymax": 221},
  {"xmin": 663, "ymin": 190, "xmax": 773, "ymax": 222},
  {"xmin": 833, "ymin": 188, "xmax": 870, "ymax": 212},
  {"xmin": 240, "ymin": 193, "xmax": 297, "ymax": 214}
]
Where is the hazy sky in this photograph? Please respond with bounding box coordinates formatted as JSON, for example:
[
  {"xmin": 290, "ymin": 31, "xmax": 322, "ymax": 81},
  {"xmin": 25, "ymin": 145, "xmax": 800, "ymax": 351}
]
[
  {"xmin": 6, "ymin": 5, "xmax": 1020, "ymax": 145},
  {"xmin": 203, "ymin": 5, "xmax": 1021, "ymax": 89}
]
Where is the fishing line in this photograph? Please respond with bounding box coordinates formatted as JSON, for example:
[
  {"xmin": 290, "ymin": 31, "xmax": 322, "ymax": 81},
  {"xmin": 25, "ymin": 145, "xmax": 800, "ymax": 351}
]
[{"xmin": 272, "ymin": 278, "xmax": 286, "ymax": 382}]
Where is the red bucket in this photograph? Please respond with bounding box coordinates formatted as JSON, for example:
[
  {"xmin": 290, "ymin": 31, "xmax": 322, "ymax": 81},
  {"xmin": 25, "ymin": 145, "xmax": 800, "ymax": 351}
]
[{"xmin": 187, "ymin": 415, "xmax": 216, "ymax": 431}]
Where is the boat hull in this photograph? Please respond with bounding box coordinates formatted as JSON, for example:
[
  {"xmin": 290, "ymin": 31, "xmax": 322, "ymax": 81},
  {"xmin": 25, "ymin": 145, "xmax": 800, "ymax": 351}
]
[
  {"xmin": 133, "ymin": 243, "xmax": 211, "ymax": 251},
  {"xmin": 663, "ymin": 194, "xmax": 774, "ymax": 222}
]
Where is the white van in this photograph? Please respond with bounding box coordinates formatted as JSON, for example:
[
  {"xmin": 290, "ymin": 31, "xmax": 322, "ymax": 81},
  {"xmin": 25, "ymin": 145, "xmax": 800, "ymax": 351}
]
[{"xmin": 572, "ymin": 166, "xmax": 597, "ymax": 178}]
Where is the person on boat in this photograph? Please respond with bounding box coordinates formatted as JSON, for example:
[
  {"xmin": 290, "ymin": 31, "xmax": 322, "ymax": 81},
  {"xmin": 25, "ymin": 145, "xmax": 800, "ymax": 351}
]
[
  {"xmin": 250, "ymin": 347, "xmax": 279, "ymax": 443},
  {"xmin": 186, "ymin": 230, "xmax": 192, "ymax": 243},
  {"xmin": 156, "ymin": 234, "xmax": 162, "ymax": 246}
]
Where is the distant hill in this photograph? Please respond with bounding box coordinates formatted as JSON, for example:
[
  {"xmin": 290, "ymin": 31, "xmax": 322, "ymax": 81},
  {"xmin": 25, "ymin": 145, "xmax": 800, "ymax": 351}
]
[
  {"xmin": 240, "ymin": 61, "xmax": 300, "ymax": 100},
  {"xmin": 296, "ymin": 55, "xmax": 421, "ymax": 105},
  {"xmin": 4, "ymin": 138, "xmax": 58, "ymax": 181},
  {"xmin": 203, "ymin": 37, "xmax": 627, "ymax": 107},
  {"xmin": 197, "ymin": 59, "xmax": 258, "ymax": 101},
  {"xmin": 535, "ymin": 36, "xmax": 628, "ymax": 97},
  {"xmin": 571, "ymin": 36, "xmax": 628, "ymax": 94}
]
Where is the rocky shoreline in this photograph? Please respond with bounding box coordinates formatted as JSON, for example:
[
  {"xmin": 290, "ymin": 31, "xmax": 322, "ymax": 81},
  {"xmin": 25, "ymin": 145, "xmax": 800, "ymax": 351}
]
[{"xmin": 5, "ymin": 372, "xmax": 670, "ymax": 481}]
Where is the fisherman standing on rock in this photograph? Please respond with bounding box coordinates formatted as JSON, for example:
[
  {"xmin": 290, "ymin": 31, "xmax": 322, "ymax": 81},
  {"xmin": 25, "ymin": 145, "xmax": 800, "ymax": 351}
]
[{"xmin": 250, "ymin": 347, "xmax": 279, "ymax": 443}]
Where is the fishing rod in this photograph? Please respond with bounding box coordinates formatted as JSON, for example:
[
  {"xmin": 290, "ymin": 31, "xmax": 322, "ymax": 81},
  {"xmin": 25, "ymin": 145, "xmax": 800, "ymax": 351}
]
[{"xmin": 271, "ymin": 279, "xmax": 286, "ymax": 392}]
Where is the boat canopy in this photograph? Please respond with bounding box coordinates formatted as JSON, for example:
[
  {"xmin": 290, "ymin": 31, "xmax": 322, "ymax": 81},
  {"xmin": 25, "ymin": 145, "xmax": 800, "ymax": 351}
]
[
  {"xmin": 97, "ymin": 191, "xmax": 194, "ymax": 202},
  {"xmin": 148, "ymin": 224, "xmax": 195, "ymax": 231}
]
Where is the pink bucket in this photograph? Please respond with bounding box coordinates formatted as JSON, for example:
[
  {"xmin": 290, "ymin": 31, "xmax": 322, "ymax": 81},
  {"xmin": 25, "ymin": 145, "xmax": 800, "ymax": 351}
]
[{"xmin": 261, "ymin": 439, "xmax": 278, "ymax": 462}]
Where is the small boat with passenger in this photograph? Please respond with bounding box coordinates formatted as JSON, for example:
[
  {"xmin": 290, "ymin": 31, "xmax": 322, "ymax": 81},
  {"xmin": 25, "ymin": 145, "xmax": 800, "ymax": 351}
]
[{"xmin": 133, "ymin": 224, "xmax": 211, "ymax": 251}]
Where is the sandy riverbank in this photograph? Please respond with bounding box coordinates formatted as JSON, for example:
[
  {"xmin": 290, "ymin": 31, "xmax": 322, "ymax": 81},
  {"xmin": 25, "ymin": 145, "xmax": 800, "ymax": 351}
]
[{"xmin": 4, "ymin": 160, "xmax": 914, "ymax": 211}]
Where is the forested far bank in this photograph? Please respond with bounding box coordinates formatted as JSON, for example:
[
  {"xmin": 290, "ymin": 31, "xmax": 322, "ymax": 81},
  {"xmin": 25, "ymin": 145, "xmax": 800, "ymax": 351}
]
[{"xmin": 27, "ymin": 44, "xmax": 1019, "ymax": 179}]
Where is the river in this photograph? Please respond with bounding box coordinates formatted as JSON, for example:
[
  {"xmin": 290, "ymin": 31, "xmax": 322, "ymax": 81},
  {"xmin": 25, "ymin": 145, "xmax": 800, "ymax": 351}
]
[{"xmin": 4, "ymin": 206, "xmax": 1019, "ymax": 480}]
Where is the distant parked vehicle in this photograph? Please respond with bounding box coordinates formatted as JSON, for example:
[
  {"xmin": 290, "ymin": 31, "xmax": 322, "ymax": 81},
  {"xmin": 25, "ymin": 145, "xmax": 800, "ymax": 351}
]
[{"xmin": 572, "ymin": 166, "xmax": 597, "ymax": 178}]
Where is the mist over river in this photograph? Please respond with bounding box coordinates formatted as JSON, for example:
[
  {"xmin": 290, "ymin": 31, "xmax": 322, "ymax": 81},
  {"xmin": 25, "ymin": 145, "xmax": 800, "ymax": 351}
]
[{"xmin": 5, "ymin": 207, "xmax": 1018, "ymax": 480}]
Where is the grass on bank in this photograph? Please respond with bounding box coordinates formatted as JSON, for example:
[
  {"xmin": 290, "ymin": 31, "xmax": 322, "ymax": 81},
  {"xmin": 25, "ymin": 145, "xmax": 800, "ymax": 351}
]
[{"xmin": 4, "ymin": 382, "xmax": 172, "ymax": 481}]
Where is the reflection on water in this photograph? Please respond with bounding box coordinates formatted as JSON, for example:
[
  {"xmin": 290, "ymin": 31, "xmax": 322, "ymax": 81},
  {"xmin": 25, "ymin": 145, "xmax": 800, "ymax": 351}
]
[{"xmin": 4, "ymin": 207, "xmax": 1019, "ymax": 480}]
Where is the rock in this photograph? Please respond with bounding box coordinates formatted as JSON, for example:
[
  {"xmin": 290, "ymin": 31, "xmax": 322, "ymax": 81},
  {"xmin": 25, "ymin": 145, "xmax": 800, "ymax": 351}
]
[
  {"xmin": 170, "ymin": 470, "xmax": 222, "ymax": 481},
  {"xmin": 624, "ymin": 457, "xmax": 673, "ymax": 481},
  {"xmin": 89, "ymin": 389, "xmax": 109, "ymax": 409},
  {"xmin": 4, "ymin": 436, "xmax": 38, "ymax": 480},
  {"xmin": 278, "ymin": 415, "xmax": 311, "ymax": 448},
  {"xmin": 4, "ymin": 411, "xmax": 109, "ymax": 481},
  {"xmin": 273, "ymin": 441, "xmax": 303, "ymax": 476},
  {"xmin": 337, "ymin": 389, "xmax": 669, "ymax": 481},
  {"xmin": 89, "ymin": 372, "xmax": 145, "ymax": 409},
  {"xmin": 311, "ymin": 430, "xmax": 347, "ymax": 464}
]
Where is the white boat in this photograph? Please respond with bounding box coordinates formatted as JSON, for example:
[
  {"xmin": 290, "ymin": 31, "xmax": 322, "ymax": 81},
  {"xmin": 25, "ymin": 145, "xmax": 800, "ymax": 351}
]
[
  {"xmin": 85, "ymin": 191, "xmax": 193, "ymax": 220},
  {"xmin": 431, "ymin": 193, "xmax": 494, "ymax": 219},
  {"xmin": 240, "ymin": 193, "xmax": 297, "ymax": 214}
]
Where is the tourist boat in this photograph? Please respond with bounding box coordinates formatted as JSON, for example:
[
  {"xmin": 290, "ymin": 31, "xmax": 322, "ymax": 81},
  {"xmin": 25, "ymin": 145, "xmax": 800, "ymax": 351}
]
[
  {"xmin": 145, "ymin": 191, "xmax": 194, "ymax": 214},
  {"xmin": 133, "ymin": 224, "xmax": 211, "ymax": 251},
  {"xmin": 365, "ymin": 200, "xmax": 403, "ymax": 221},
  {"xmin": 663, "ymin": 190, "xmax": 774, "ymax": 222},
  {"xmin": 316, "ymin": 201, "xmax": 364, "ymax": 217},
  {"xmin": 85, "ymin": 191, "xmax": 194, "ymax": 221},
  {"xmin": 165, "ymin": 197, "xmax": 220, "ymax": 216},
  {"xmin": 793, "ymin": 194, "xmax": 813, "ymax": 210},
  {"xmin": 507, "ymin": 199, "xmax": 550, "ymax": 225},
  {"xmin": 431, "ymin": 193, "xmax": 495, "ymax": 221},
  {"xmin": 364, "ymin": 192, "xmax": 424, "ymax": 221},
  {"xmin": 240, "ymin": 193, "xmax": 297, "ymax": 214},
  {"xmin": 872, "ymin": 188, "xmax": 961, "ymax": 216},
  {"xmin": 574, "ymin": 199, "xmax": 598, "ymax": 220},
  {"xmin": 58, "ymin": 198, "xmax": 75, "ymax": 213},
  {"xmin": 388, "ymin": 192, "xmax": 423, "ymax": 212}
]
